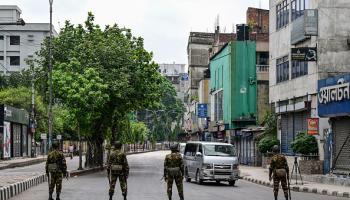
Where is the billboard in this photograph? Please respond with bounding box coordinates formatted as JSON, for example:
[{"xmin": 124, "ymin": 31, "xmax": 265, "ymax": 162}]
[
  {"xmin": 3, "ymin": 121, "xmax": 11, "ymax": 158},
  {"xmin": 318, "ymin": 74, "xmax": 350, "ymax": 117},
  {"xmin": 291, "ymin": 47, "xmax": 317, "ymax": 61},
  {"xmin": 307, "ymin": 118, "xmax": 319, "ymax": 135}
]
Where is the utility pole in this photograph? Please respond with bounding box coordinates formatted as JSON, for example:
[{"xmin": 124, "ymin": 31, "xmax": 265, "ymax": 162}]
[{"xmin": 48, "ymin": 0, "xmax": 54, "ymax": 152}]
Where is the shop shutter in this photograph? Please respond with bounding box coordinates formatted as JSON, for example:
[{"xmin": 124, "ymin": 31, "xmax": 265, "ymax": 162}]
[
  {"xmin": 12, "ymin": 124, "xmax": 22, "ymax": 157},
  {"xmin": 281, "ymin": 114, "xmax": 290, "ymax": 153},
  {"xmin": 333, "ymin": 118, "xmax": 350, "ymax": 171}
]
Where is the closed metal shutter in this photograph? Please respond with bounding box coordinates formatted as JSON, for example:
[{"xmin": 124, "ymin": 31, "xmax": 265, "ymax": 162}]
[
  {"xmin": 333, "ymin": 118, "xmax": 350, "ymax": 172},
  {"xmin": 12, "ymin": 124, "xmax": 21, "ymax": 157},
  {"xmin": 281, "ymin": 114, "xmax": 290, "ymax": 153}
]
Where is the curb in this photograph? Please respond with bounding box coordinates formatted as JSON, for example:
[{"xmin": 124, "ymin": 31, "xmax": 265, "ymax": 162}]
[
  {"xmin": 242, "ymin": 176, "xmax": 350, "ymax": 198},
  {"xmin": 0, "ymin": 174, "xmax": 47, "ymax": 200},
  {"xmin": 0, "ymin": 158, "xmax": 47, "ymax": 170}
]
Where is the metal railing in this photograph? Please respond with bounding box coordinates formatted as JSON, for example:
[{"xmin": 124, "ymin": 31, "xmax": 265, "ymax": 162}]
[{"xmin": 256, "ymin": 65, "xmax": 269, "ymax": 72}]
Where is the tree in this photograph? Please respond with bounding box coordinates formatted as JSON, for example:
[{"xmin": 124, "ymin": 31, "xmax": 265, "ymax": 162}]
[
  {"xmin": 35, "ymin": 13, "xmax": 164, "ymax": 167},
  {"xmin": 258, "ymin": 137, "xmax": 279, "ymax": 154}
]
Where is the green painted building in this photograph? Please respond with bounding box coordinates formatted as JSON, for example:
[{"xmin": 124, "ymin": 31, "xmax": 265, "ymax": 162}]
[{"xmin": 210, "ymin": 41, "xmax": 257, "ymax": 130}]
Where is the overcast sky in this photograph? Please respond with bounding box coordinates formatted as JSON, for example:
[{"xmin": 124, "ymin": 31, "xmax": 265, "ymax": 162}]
[{"xmin": 2, "ymin": 0, "xmax": 269, "ymax": 64}]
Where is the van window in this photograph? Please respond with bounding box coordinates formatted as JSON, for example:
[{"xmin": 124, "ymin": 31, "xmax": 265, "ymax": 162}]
[
  {"xmin": 185, "ymin": 144, "xmax": 197, "ymax": 156},
  {"xmin": 203, "ymin": 145, "xmax": 236, "ymax": 157},
  {"xmin": 198, "ymin": 144, "xmax": 203, "ymax": 153}
]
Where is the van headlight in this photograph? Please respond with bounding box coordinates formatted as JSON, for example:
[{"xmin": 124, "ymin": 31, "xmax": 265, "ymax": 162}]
[
  {"xmin": 203, "ymin": 163, "xmax": 213, "ymax": 169},
  {"xmin": 232, "ymin": 164, "xmax": 239, "ymax": 170}
]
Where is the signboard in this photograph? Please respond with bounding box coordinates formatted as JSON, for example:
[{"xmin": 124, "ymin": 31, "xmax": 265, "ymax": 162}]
[
  {"xmin": 307, "ymin": 118, "xmax": 319, "ymax": 135},
  {"xmin": 41, "ymin": 133, "xmax": 47, "ymax": 140},
  {"xmin": 3, "ymin": 122, "xmax": 11, "ymax": 158},
  {"xmin": 197, "ymin": 104, "xmax": 208, "ymax": 118},
  {"xmin": 318, "ymin": 74, "xmax": 350, "ymax": 117},
  {"xmin": 181, "ymin": 73, "xmax": 189, "ymax": 81},
  {"xmin": 304, "ymin": 9, "xmax": 318, "ymax": 36},
  {"xmin": 291, "ymin": 47, "xmax": 317, "ymax": 61},
  {"xmin": 57, "ymin": 135, "xmax": 62, "ymax": 140}
]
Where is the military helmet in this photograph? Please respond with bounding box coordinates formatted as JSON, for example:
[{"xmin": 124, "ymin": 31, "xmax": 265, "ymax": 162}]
[
  {"xmin": 113, "ymin": 141, "xmax": 122, "ymax": 150},
  {"xmin": 52, "ymin": 140, "xmax": 59, "ymax": 149},
  {"xmin": 170, "ymin": 143, "xmax": 179, "ymax": 152},
  {"xmin": 272, "ymin": 145, "xmax": 280, "ymax": 153}
]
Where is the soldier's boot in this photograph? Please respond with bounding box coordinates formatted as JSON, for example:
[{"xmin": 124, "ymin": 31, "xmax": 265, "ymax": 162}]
[
  {"xmin": 274, "ymin": 194, "xmax": 278, "ymax": 200},
  {"xmin": 56, "ymin": 193, "xmax": 61, "ymax": 200},
  {"xmin": 179, "ymin": 193, "xmax": 184, "ymax": 200},
  {"xmin": 48, "ymin": 193, "xmax": 53, "ymax": 200},
  {"xmin": 109, "ymin": 192, "xmax": 113, "ymax": 200},
  {"xmin": 168, "ymin": 195, "xmax": 172, "ymax": 200},
  {"xmin": 284, "ymin": 194, "xmax": 289, "ymax": 200},
  {"xmin": 123, "ymin": 194, "xmax": 127, "ymax": 200}
]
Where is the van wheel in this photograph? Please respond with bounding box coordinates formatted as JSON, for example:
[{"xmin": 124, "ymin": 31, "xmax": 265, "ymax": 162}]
[
  {"xmin": 195, "ymin": 170, "xmax": 203, "ymax": 185},
  {"xmin": 185, "ymin": 168, "xmax": 191, "ymax": 182},
  {"xmin": 229, "ymin": 180, "xmax": 236, "ymax": 186},
  {"xmin": 216, "ymin": 180, "xmax": 221, "ymax": 184}
]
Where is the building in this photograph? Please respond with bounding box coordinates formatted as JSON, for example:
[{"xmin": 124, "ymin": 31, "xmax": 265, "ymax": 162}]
[
  {"xmin": 209, "ymin": 41, "xmax": 257, "ymax": 143},
  {"xmin": 0, "ymin": 104, "xmax": 30, "ymax": 159},
  {"xmin": 0, "ymin": 5, "xmax": 57, "ymax": 74},
  {"xmin": 158, "ymin": 63, "xmax": 187, "ymax": 101},
  {"xmin": 269, "ymin": 0, "xmax": 350, "ymax": 166},
  {"xmin": 318, "ymin": 74, "xmax": 350, "ymax": 175}
]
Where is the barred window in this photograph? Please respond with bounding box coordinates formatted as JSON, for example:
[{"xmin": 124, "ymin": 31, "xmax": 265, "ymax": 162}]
[
  {"xmin": 292, "ymin": 60, "xmax": 308, "ymax": 78},
  {"xmin": 291, "ymin": 0, "xmax": 310, "ymax": 21},
  {"xmin": 276, "ymin": 56, "xmax": 289, "ymax": 83},
  {"xmin": 276, "ymin": 0, "xmax": 289, "ymax": 30}
]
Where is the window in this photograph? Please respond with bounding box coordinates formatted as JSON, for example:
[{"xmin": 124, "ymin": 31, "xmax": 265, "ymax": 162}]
[
  {"xmin": 276, "ymin": 0, "xmax": 289, "ymax": 30},
  {"xmin": 276, "ymin": 56, "xmax": 289, "ymax": 83},
  {"xmin": 0, "ymin": 35, "xmax": 4, "ymax": 40},
  {"xmin": 10, "ymin": 36, "xmax": 20, "ymax": 45},
  {"xmin": 214, "ymin": 90, "xmax": 223, "ymax": 121},
  {"xmin": 10, "ymin": 56, "xmax": 20, "ymax": 66},
  {"xmin": 184, "ymin": 144, "xmax": 197, "ymax": 157},
  {"xmin": 291, "ymin": 0, "xmax": 310, "ymax": 21},
  {"xmin": 0, "ymin": 56, "xmax": 3, "ymax": 60},
  {"xmin": 292, "ymin": 60, "xmax": 308, "ymax": 78}
]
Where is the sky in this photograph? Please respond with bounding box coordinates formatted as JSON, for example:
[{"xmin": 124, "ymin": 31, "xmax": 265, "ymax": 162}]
[{"xmin": 2, "ymin": 0, "xmax": 269, "ymax": 64}]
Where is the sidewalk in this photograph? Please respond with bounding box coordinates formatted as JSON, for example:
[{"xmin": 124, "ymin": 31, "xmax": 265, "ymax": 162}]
[
  {"xmin": 0, "ymin": 156, "xmax": 47, "ymax": 170},
  {"xmin": 240, "ymin": 166, "xmax": 350, "ymax": 198}
]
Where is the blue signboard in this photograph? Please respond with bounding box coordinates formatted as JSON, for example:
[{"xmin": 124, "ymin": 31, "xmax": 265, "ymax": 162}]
[
  {"xmin": 181, "ymin": 73, "xmax": 189, "ymax": 81},
  {"xmin": 318, "ymin": 74, "xmax": 350, "ymax": 117},
  {"xmin": 197, "ymin": 104, "xmax": 208, "ymax": 118}
]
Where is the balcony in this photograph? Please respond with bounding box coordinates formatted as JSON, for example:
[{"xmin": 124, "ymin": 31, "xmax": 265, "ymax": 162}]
[{"xmin": 256, "ymin": 65, "xmax": 269, "ymax": 81}]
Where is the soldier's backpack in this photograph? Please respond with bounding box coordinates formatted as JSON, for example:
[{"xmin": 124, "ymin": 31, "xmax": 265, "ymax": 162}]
[
  {"xmin": 48, "ymin": 163, "xmax": 59, "ymax": 173},
  {"xmin": 274, "ymin": 169, "xmax": 287, "ymax": 178},
  {"xmin": 167, "ymin": 167, "xmax": 181, "ymax": 177}
]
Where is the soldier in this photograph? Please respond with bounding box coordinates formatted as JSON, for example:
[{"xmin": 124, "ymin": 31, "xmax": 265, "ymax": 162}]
[
  {"xmin": 164, "ymin": 143, "xmax": 184, "ymax": 200},
  {"xmin": 46, "ymin": 140, "xmax": 68, "ymax": 200},
  {"xmin": 107, "ymin": 141, "xmax": 129, "ymax": 200},
  {"xmin": 269, "ymin": 145, "xmax": 290, "ymax": 200}
]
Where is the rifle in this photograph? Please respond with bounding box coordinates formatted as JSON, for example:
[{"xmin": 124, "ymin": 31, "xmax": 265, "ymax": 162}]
[{"xmin": 287, "ymin": 173, "xmax": 291, "ymax": 200}]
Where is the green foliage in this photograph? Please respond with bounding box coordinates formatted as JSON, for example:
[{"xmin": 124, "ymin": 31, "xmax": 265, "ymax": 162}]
[
  {"xmin": 130, "ymin": 121, "xmax": 148, "ymax": 143},
  {"xmin": 258, "ymin": 137, "xmax": 279, "ymax": 154},
  {"xmin": 291, "ymin": 132, "xmax": 318, "ymax": 155},
  {"xmin": 261, "ymin": 111, "xmax": 277, "ymax": 136}
]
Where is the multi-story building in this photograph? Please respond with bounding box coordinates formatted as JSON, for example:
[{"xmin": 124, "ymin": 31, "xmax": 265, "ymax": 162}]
[
  {"xmin": 158, "ymin": 63, "xmax": 187, "ymax": 102},
  {"xmin": 0, "ymin": 5, "xmax": 56, "ymax": 74},
  {"xmin": 269, "ymin": 0, "xmax": 350, "ymax": 173}
]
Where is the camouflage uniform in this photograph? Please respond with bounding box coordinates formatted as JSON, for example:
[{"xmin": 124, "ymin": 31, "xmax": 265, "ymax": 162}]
[
  {"xmin": 269, "ymin": 154, "xmax": 289, "ymax": 200},
  {"xmin": 107, "ymin": 149, "xmax": 129, "ymax": 198},
  {"xmin": 164, "ymin": 152, "xmax": 184, "ymax": 200},
  {"xmin": 46, "ymin": 149, "xmax": 67, "ymax": 199}
]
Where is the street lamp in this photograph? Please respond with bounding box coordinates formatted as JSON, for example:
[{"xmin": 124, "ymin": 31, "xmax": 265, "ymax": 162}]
[{"xmin": 47, "ymin": 0, "xmax": 54, "ymax": 152}]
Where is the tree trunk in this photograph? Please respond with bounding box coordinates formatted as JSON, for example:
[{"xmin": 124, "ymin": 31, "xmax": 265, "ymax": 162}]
[{"xmin": 78, "ymin": 123, "xmax": 83, "ymax": 170}]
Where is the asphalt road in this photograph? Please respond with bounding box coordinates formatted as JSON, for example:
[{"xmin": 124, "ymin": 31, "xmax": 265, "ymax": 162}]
[{"xmin": 11, "ymin": 151, "xmax": 348, "ymax": 200}]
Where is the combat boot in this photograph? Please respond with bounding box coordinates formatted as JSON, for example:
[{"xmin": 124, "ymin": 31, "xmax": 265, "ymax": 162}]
[
  {"xmin": 48, "ymin": 193, "xmax": 53, "ymax": 200},
  {"xmin": 123, "ymin": 194, "xmax": 127, "ymax": 200},
  {"xmin": 56, "ymin": 193, "xmax": 61, "ymax": 200},
  {"xmin": 109, "ymin": 194, "xmax": 113, "ymax": 200}
]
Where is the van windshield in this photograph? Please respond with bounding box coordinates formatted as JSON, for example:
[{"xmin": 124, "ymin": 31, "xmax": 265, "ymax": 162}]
[{"xmin": 203, "ymin": 145, "xmax": 235, "ymax": 157}]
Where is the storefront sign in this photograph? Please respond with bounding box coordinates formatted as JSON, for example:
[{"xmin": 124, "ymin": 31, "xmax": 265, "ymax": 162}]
[
  {"xmin": 41, "ymin": 133, "xmax": 47, "ymax": 140},
  {"xmin": 291, "ymin": 47, "xmax": 317, "ymax": 61},
  {"xmin": 318, "ymin": 74, "xmax": 350, "ymax": 117},
  {"xmin": 3, "ymin": 121, "xmax": 11, "ymax": 158},
  {"xmin": 307, "ymin": 118, "xmax": 319, "ymax": 135}
]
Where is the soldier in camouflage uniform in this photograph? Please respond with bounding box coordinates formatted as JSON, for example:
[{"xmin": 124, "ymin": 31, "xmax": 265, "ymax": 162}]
[
  {"xmin": 269, "ymin": 145, "xmax": 289, "ymax": 200},
  {"xmin": 164, "ymin": 143, "xmax": 184, "ymax": 200},
  {"xmin": 107, "ymin": 141, "xmax": 129, "ymax": 200},
  {"xmin": 46, "ymin": 141, "xmax": 67, "ymax": 200}
]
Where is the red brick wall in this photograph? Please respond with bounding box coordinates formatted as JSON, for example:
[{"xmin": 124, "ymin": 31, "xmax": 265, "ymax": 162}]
[{"xmin": 246, "ymin": 7, "xmax": 269, "ymax": 34}]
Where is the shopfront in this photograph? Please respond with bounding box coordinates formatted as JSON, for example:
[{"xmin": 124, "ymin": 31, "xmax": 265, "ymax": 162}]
[
  {"xmin": 318, "ymin": 74, "xmax": 350, "ymax": 174},
  {"xmin": 0, "ymin": 104, "xmax": 30, "ymax": 159}
]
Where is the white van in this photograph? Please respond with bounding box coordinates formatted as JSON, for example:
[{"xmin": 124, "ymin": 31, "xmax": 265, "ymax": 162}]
[{"xmin": 183, "ymin": 142, "xmax": 240, "ymax": 186}]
